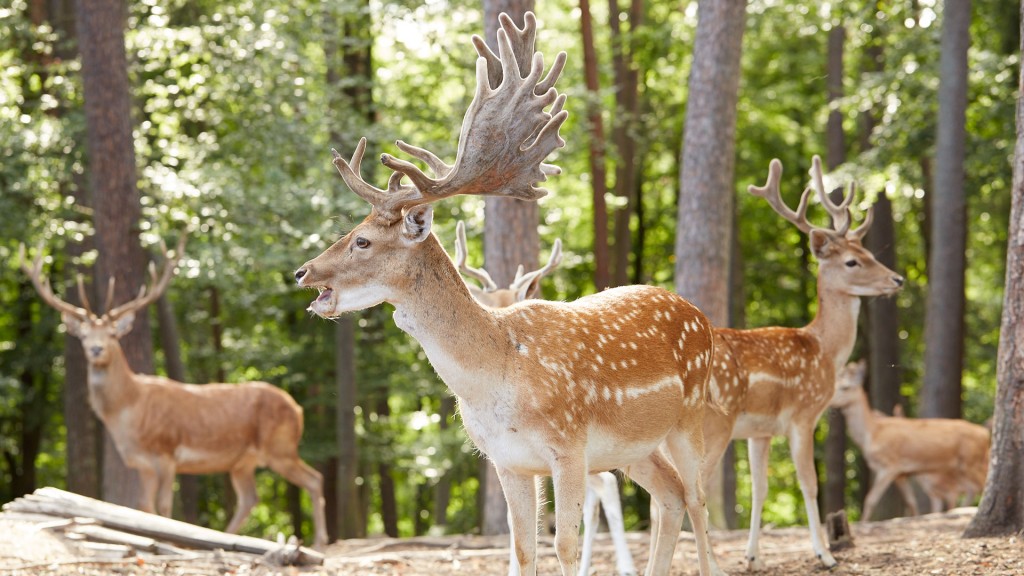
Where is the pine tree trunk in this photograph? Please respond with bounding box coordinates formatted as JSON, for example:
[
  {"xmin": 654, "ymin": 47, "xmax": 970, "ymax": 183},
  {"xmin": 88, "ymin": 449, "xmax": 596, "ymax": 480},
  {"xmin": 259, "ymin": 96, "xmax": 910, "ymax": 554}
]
[
  {"xmin": 75, "ymin": 0, "xmax": 153, "ymax": 508},
  {"xmin": 579, "ymin": 0, "xmax": 611, "ymax": 291},
  {"xmin": 480, "ymin": 0, "xmax": 535, "ymax": 536},
  {"xmin": 822, "ymin": 22, "xmax": 848, "ymax": 518},
  {"xmin": 609, "ymin": 0, "xmax": 642, "ymax": 287},
  {"xmin": 335, "ymin": 317, "xmax": 362, "ymax": 538},
  {"xmin": 674, "ymin": 0, "xmax": 746, "ymax": 528},
  {"xmin": 963, "ymin": 3, "xmax": 1024, "ymax": 535},
  {"xmin": 377, "ymin": 394, "xmax": 399, "ymax": 538},
  {"xmin": 922, "ymin": 0, "xmax": 971, "ymax": 419}
]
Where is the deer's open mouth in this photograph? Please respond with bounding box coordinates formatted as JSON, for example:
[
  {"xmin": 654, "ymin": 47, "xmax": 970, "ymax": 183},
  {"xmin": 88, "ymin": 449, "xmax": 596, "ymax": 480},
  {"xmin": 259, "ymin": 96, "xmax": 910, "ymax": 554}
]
[
  {"xmin": 307, "ymin": 287, "xmax": 336, "ymax": 317},
  {"xmin": 315, "ymin": 287, "xmax": 333, "ymax": 303}
]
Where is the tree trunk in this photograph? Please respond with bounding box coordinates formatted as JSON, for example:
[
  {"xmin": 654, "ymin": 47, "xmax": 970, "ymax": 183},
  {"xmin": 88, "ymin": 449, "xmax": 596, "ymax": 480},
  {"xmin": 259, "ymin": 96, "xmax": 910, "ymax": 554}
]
[
  {"xmin": 75, "ymin": 0, "xmax": 153, "ymax": 508},
  {"xmin": 335, "ymin": 318, "xmax": 362, "ymax": 538},
  {"xmin": 822, "ymin": 22, "xmax": 848, "ymax": 518},
  {"xmin": 377, "ymin": 394, "xmax": 399, "ymax": 538},
  {"xmin": 921, "ymin": 0, "xmax": 971, "ymax": 419},
  {"xmin": 673, "ymin": 0, "xmax": 746, "ymax": 529},
  {"xmin": 963, "ymin": 4, "xmax": 1024, "ymax": 536},
  {"xmin": 579, "ymin": 0, "xmax": 611, "ymax": 291},
  {"xmin": 609, "ymin": 0, "xmax": 643, "ymax": 287},
  {"xmin": 433, "ymin": 395, "xmax": 456, "ymax": 529},
  {"xmin": 480, "ymin": 0, "xmax": 535, "ymax": 536}
]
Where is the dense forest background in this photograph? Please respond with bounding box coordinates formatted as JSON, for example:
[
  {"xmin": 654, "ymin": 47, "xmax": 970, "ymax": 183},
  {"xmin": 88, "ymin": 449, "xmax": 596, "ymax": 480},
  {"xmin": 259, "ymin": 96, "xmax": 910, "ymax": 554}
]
[{"xmin": 0, "ymin": 0, "xmax": 1018, "ymax": 544}]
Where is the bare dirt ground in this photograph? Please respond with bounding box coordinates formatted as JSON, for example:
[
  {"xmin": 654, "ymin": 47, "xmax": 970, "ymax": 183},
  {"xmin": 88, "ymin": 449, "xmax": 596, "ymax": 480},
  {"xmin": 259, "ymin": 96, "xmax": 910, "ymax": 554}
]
[{"xmin": 1, "ymin": 507, "xmax": 1021, "ymax": 575}]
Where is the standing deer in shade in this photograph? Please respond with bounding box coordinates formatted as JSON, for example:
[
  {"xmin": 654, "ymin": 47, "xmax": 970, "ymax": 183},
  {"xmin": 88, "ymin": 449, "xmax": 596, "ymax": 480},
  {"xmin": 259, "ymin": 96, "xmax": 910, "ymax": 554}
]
[
  {"xmin": 452, "ymin": 221, "xmax": 637, "ymax": 576},
  {"xmin": 295, "ymin": 12, "xmax": 725, "ymax": 576},
  {"xmin": 830, "ymin": 360, "xmax": 990, "ymax": 519},
  {"xmin": 20, "ymin": 238, "xmax": 327, "ymax": 548}
]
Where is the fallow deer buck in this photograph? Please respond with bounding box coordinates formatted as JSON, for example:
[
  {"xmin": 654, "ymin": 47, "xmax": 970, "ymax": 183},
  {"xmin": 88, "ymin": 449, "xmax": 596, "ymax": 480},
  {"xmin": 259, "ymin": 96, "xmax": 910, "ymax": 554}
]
[
  {"xmin": 452, "ymin": 221, "xmax": 637, "ymax": 576},
  {"xmin": 640, "ymin": 157, "xmax": 905, "ymax": 571},
  {"xmin": 295, "ymin": 13, "xmax": 724, "ymax": 576},
  {"xmin": 830, "ymin": 360, "xmax": 990, "ymax": 520},
  {"xmin": 20, "ymin": 239, "xmax": 327, "ymax": 549}
]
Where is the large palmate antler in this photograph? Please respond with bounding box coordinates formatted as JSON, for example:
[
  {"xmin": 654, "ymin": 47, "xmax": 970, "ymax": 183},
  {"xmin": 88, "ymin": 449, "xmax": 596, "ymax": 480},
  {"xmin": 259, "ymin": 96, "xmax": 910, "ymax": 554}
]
[
  {"xmin": 749, "ymin": 155, "xmax": 873, "ymax": 239},
  {"xmin": 332, "ymin": 12, "xmax": 568, "ymax": 222}
]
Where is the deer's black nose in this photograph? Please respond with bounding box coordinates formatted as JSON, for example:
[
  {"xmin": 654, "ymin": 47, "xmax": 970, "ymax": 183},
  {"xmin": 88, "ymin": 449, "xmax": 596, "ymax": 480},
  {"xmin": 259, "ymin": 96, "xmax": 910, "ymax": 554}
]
[
  {"xmin": 294, "ymin": 268, "xmax": 308, "ymax": 282},
  {"xmin": 90, "ymin": 346, "xmax": 102, "ymax": 357},
  {"xmin": 893, "ymin": 276, "xmax": 905, "ymax": 287}
]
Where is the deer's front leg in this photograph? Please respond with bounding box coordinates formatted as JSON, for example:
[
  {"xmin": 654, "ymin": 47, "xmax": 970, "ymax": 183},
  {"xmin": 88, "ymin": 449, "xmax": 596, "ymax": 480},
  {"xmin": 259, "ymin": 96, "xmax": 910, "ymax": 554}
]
[
  {"xmin": 155, "ymin": 459, "xmax": 176, "ymax": 517},
  {"xmin": 497, "ymin": 466, "xmax": 540, "ymax": 576},
  {"xmin": 136, "ymin": 463, "xmax": 159, "ymax": 515},
  {"xmin": 550, "ymin": 454, "xmax": 587, "ymax": 576},
  {"xmin": 789, "ymin": 425, "xmax": 838, "ymax": 568}
]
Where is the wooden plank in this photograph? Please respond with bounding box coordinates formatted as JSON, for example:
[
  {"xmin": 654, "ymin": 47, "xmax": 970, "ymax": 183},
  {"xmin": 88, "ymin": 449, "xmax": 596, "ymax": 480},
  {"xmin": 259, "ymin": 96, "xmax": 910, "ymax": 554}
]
[{"xmin": 3, "ymin": 487, "xmax": 323, "ymax": 566}]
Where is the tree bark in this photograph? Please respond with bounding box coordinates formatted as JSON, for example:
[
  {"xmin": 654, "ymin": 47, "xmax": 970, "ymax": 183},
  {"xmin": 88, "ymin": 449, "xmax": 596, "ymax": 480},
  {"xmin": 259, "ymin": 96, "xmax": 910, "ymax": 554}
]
[
  {"xmin": 579, "ymin": 0, "xmax": 611, "ymax": 291},
  {"xmin": 963, "ymin": 3, "xmax": 1024, "ymax": 536},
  {"xmin": 377, "ymin": 394, "xmax": 399, "ymax": 538},
  {"xmin": 480, "ymin": 0, "xmax": 535, "ymax": 536},
  {"xmin": 674, "ymin": 0, "xmax": 746, "ymax": 529},
  {"xmin": 433, "ymin": 395, "xmax": 456, "ymax": 528},
  {"xmin": 75, "ymin": 0, "xmax": 153, "ymax": 508},
  {"xmin": 335, "ymin": 318, "xmax": 362, "ymax": 538},
  {"xmin": 921, "ymin": 0, "xmax": 971, "ymax": 419},
  {"xmin": 609, "ymin": 0, "xmax": 642, "ymax": 287},
  {"xmin": 823, "ymin": 22, "xmax": 848, "ymax": 518}
]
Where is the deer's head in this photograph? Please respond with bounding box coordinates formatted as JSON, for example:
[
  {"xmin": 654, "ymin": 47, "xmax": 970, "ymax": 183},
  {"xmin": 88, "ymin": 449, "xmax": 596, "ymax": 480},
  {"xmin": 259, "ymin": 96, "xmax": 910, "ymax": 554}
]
[
  {"xmin": 829, "ymin": 359, "xmax": 867, "ymax": 408},
  {"xmin": 295, "ymin": 13, "xmax": 567, "ymax": 318},
  {"xmin": 19, "ymin": 237, "xmax": 185, "ymax": 368},
  {"xmin": 750, "ymin": 156, "xmax": 904, "ymax": 298},
  {"xmin": 451, "ymin": 220, "xmax": 562, "ymax": 308}
]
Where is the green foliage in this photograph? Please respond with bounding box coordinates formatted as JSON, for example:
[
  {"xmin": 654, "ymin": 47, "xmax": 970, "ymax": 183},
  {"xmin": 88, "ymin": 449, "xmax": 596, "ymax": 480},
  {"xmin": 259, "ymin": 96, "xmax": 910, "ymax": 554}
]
[{"xmin": 0, "ymin": 0, "xmax": 1015, "ymax": 540}]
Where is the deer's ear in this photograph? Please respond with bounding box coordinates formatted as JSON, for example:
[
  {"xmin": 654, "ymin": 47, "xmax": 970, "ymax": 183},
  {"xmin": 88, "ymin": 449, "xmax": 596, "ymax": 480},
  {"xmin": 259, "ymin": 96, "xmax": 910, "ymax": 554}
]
[
  {"xmin": 809, "ymin": 229, "xmax": 840, "ymax": 259},
  {"xmin": 113, "ymin": 312, "xmax": 136, "ymax": 338},
  {"xmin": 62, "ymin": 313, "xmax": 85, "ymax": 338},
  {"xmin": 401, "ymin": 205, "xmax": 433, "ymax": 244}
]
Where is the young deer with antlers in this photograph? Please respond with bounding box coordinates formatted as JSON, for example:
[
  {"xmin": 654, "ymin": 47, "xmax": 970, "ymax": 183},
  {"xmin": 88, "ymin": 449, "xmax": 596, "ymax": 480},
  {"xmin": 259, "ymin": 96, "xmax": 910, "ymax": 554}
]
[
  {"xmin": 452, "ymin": 221, "xmax": 637, "ymax": 576},
  {"xmin": 20, "ymin": 239, "xmax": 327, "ymax": 548},
  {"xmin": 295, "ymin": 13, "xmax": 724, "ymax": 576},
  {"xmin": 830, "ymin": 361, "xmax": 989, "ymax": 520}
]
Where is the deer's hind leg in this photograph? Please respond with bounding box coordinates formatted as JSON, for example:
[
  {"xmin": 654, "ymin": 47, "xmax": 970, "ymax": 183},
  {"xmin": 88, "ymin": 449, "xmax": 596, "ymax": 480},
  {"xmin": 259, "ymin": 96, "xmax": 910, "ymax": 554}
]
[
  {"xmin": 269, "ymin": 456, "xmax": 327, "ymax": 548},
  {"xmin": 225, "ymin": 463, "xmax": 258, "ymax": 535}
]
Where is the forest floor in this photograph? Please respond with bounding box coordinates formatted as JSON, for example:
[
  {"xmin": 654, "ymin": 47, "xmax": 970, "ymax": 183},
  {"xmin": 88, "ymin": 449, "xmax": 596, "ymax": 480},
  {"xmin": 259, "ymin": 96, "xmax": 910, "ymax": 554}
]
[{"xmin": 1, "ymin": 507, "xmax": 1021, "ymax": 575}]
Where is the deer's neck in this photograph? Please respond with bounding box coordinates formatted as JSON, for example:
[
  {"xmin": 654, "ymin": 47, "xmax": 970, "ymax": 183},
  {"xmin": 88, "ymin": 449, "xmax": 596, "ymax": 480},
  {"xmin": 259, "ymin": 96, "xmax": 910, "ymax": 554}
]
[
  {"xmin": 389, "ymin": 237, "xmax": 505, "ymax": 402},
  {"xmin": 87, "ymin": 345, "xmax": 141, "ymax": 418},
  {"xmin": 838, "ymin": 390, "xmax": 875, "ymax": 450},
  {"xmin": 806, "ymin": 284, "xmax": 861, "ymax": 372}
]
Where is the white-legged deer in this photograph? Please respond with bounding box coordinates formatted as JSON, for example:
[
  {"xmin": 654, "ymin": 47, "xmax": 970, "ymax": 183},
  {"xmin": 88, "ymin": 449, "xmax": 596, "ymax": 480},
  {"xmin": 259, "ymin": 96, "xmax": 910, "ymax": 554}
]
[
  {"xmin": 296, "ymin": 13, "xmax": 724, "ymax": 576},
  {"xmin": 452, "ymin": 221, "xmax": 637, "ymax": 576},
  {"xmin": 20, "ymin": 239, "xmax": 327, "ymax": 549},
  {"xmin": 830, "ymin": 360, "xmax": 990, "ymax": 520}
]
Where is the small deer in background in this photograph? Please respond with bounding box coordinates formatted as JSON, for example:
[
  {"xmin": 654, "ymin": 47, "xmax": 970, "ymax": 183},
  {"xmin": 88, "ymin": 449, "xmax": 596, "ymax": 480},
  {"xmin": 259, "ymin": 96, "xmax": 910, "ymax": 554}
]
[
  {"xmin": 830, "ymin": 360, "xmax": 990, "ymax": 520},
  {"xmin": 20, "ymin": 238, "xmax": 327, "ymax": 548},
  {"xmin": 452, "ymin": 221, "xmax": 637, "ymax": 576},
  {"xmin": 295, "ymin": 12, "xmax": 725, "ymax": 575}
]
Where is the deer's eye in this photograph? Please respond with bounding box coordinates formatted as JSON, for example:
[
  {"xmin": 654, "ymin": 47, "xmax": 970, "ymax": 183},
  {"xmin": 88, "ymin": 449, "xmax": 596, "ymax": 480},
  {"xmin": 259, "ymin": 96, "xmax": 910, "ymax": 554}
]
[
  {"xmin": 355, "ymin": 237, "xmax": 370, "ymax": 249},
  {"xmin": 845, "ymin": 259, "xmax": 859, "ymax": 268}
]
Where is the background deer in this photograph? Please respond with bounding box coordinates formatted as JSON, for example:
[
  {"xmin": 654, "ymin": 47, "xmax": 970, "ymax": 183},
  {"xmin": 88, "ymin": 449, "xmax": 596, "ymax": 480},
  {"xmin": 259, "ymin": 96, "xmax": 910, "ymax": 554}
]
[
  {"xmin": 830, "ymin": 360, "xmax": 990, "ymax": 520},
  {"xmin": 20, "ymin": 239, "xmax": 327, "ymax": 549},
  {"xmin": 294, "ymin": 13, "xmax": 725, "ymax": 576},
  {"xmin": 452, "ymin": 221, "xmax": 637, "ymax": 576}
]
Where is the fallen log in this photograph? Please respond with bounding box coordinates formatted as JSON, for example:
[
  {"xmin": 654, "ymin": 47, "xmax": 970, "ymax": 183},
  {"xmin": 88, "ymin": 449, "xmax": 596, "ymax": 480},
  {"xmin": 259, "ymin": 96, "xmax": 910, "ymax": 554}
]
[{"xmin": 2, "ymin": 487, "xmax": 323, "ymax": 566}]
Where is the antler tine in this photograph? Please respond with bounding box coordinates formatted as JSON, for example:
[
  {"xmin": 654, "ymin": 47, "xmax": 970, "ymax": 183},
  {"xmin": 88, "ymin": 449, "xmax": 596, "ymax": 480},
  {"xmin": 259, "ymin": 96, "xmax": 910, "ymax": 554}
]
[
  {"xmin": 510, "ymin": 238, "xmax": 563, "ymax": 293},
  {"xmin": 809, "ymin": 155, "xmax": 853, "ymax": 235},
  {"xmin": 76, "ymin": 274, "xmax": 96, "ymax": 316},
  {"xmin": 454, "ymin": 221, "xmax": 498, "ymax": 291},
  {"xmin": 18, "ymin": 243, "xmax": 90, "ymax": 320},
  {"xmin": 377, "ymin": 11, "xmax": 568, "ymax": 213},
  {"xmin": 748, "ymin": 159, "xmax": 814, "ymax": 234},
  {"xmin": 103, "ymin": 277, "xmax": 117, "ymax": 316},
  {"xmin": 106, "ymin": 234, "xmax": 186, "ymax": 319},
  {"xmin": 848, "ymin": 204, "xmax": 875, "ymax": 241}
]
